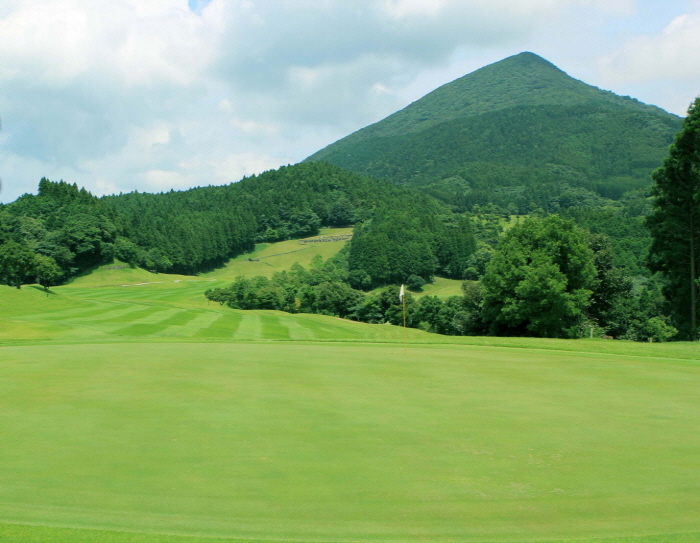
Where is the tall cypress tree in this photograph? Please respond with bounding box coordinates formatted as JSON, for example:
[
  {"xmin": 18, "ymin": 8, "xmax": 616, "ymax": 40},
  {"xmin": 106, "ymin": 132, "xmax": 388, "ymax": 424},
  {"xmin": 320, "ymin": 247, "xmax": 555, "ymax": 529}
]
[{"xmin": 647, "ymin": 97, "xmax": 700, "ymax": 340}]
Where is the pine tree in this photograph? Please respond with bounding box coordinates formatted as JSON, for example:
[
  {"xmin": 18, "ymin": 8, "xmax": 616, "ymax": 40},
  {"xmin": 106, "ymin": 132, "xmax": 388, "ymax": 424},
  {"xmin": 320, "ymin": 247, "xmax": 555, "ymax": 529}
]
[{"xmin": 647, "ymin": 97, "xmax": 700, "ymax": 340}]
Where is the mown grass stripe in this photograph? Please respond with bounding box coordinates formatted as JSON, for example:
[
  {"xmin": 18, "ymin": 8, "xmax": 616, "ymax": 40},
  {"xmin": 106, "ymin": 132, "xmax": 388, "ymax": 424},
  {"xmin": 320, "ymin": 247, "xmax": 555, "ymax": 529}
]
[
  {"xmin": 193, "ymin": 312, "xmax": 243, "ymax": 339},
  {"xmin": 282, "ymin": 315, "xmax": 316, "ymax": 341},
  {"xmin": 38, "ymin": 304, "xmax": 127, "ymax": 321},
  {"xmin": 176, "ymin": 312, "xmax": 221, "ymax": 338},
  {"xmin": 110, "ymin": 308, "xmax": 182, "ymax": 336},
  {"xmin": 260, "ymin": 315, "xmax": 291, "ymax": 340},
  {"xmin": 93, "ymin": 305, "xmax": 170, "ymax": 324},
  {"xmin": 112, "ymin": 310, "xmax": 203, "ymax": 336},
  {"xmin": 305, "ymin": 319, "xmax": 365, "ymax": 340},
  {"xmin": 233, "ymin": 313, "xmax": 263, "ymax": 340}
]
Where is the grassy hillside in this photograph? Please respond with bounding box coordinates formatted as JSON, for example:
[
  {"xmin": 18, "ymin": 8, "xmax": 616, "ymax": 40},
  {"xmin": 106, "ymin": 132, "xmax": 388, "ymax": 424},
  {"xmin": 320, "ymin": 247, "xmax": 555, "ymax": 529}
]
[
  {"xmin": 205, "ymin": 228, "xmax": 352, "ymax": 280},
  {"xmin": 411, "ymin": 276, "xmax": 464, "ymax": 298},
  {"xmin": 0, "ymin": 281, "xmax": 433, "ymax": 345}
]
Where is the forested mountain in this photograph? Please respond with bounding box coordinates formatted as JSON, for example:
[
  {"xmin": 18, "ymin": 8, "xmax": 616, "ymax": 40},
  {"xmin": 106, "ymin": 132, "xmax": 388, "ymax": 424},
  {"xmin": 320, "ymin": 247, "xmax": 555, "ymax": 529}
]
[{"xmin": 306, "ymin": 52, "xmax": 681, "ymax": 211}]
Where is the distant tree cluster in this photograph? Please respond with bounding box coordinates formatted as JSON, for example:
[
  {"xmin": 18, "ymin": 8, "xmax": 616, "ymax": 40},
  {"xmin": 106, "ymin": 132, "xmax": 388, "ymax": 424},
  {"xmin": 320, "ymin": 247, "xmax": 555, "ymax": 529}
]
[{"xmin": 347, "ymin": 211, "xmax": 476, "ymax": 288}]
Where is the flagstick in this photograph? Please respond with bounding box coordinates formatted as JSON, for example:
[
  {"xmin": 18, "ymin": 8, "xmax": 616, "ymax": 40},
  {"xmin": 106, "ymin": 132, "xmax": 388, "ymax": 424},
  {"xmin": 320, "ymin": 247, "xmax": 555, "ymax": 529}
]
[
  {"xmin": 400, "ymin": 284, "xmax": 407, "ymax": 355},
  {"xmin": 402, "ymin": 295, "xmax": 407, "ymax": 355}
]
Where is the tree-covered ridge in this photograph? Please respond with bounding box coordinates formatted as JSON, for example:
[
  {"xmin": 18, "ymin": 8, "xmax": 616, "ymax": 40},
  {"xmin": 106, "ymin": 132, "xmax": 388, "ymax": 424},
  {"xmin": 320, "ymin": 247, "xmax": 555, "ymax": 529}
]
[
  {"xmin": 1, "ymin": 162, "xmax": 459, "ymax": 281},
  {"xmin": 347, "ymin": 210, "xmax": 476, "ymax": 287},
  {"xmin": 103, "ymin": 162, "xmax": 445, "ymax": 274},
  {"xmin": 300, "ymin": 54, "xmax": 681, "ymax": 279},
  {"xmin": 305, "ymin": 53, "xmax": 680, "ymax": 233}
]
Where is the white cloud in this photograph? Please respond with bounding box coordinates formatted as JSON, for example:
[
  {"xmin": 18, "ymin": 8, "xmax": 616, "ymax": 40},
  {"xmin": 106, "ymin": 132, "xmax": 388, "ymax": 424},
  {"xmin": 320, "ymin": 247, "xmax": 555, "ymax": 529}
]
[
  {"xmin": 597, "ymin": 9, "xmax": 700, "ymax": 115},
  {"xmin": 211, "ymin": 152, "xmax": 286, "ymax": 184},
  {"xmin": 231, "ymin": 119, "xmax": 279, "ymax": 135},
  {"xmin": 381, "ymin": 0, "xmax": 449, "ymax": 19},
  {"xmin": 0, "ymin": 0, "xmax": 697, "ymax": 203},
  {"xmin": 601, "ymin": 13, "xmax": 700, "ymax": 83}
]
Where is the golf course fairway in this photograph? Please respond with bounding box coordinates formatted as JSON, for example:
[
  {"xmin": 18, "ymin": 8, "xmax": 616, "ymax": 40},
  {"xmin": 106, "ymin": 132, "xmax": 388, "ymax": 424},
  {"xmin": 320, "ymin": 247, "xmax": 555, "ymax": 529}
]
[{"xmin": 2, "ymin": 339, "xmax": 700, "ymax": 542}]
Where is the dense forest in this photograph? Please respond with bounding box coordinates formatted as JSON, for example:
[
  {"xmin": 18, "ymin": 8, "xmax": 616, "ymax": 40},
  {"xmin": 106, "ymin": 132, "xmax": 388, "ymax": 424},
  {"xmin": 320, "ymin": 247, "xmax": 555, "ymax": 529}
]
[{"xmin": 0, "ymin": 162, "xmax": 472, "ymax": 282}]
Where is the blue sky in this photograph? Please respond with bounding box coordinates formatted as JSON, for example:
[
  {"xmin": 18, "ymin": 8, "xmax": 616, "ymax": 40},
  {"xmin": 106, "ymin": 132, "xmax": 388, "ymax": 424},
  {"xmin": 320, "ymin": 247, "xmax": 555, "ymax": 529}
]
[
  {"xmin": 188, "ymin": 0, "xmax": 212, "ymax": 14},
  {"xmin": 1, "ymin": 0, "xmax": 700, "ymax": 203}
]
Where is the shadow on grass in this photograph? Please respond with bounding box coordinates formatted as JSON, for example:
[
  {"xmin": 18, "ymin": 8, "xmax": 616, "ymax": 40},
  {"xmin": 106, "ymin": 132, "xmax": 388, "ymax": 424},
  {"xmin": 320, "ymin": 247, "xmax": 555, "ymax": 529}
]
[{"xmin": 29, "ymin": 285, "xmax": 58, "ymax": 296}]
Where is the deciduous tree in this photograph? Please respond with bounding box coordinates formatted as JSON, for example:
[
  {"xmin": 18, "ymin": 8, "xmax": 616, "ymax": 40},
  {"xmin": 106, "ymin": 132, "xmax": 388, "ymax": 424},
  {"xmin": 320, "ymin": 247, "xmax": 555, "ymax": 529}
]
[
  {"xmin": 482, "ymin": 215, "xmax": 596, "ymax": 338},
  {"xmin": 0, "ymin": 241, "xmax": 36, "ymax": 288},
  {"xmin": 33, "ymin": 254, "xmax": 62, "ymax": 293}
]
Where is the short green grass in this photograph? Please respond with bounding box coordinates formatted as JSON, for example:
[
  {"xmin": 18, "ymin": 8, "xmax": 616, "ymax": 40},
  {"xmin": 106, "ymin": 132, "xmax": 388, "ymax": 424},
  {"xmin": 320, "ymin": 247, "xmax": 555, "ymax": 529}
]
[
  {"xmin": 2, "ymin": 523, "xmax": 698, "ymax": 543},
  {"xmin": 0, "ymin": 280, "xmax": 433, "ymax": 345},
  {"xmin": 2, "ymin": 248, "xmax": 700, "ymax": 543},
  {"xmin": 2, "ymin": 342, "xmax": 700, "ymax": 542},
  {"xmin": 412, "ymin": 276, "xmax": 464, "ymax": 298},
  {"xmin": 67, "ymin": 261, "xmax": 192, "ymax": 288}
]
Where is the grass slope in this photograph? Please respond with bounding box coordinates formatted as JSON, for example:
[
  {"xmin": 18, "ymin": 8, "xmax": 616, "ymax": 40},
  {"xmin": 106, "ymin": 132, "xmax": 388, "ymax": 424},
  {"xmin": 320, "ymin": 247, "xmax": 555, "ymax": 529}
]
[
  {"xmin": 205, "ymin": 228, "xmax": 352, "ymax": 281},
  {"xmin": 0, "ymin": 281, "xmax": 431, "ymax": 345},
  {"xmin": 411, "ymin": 277, "xmax": 464, "ymax": 299}
]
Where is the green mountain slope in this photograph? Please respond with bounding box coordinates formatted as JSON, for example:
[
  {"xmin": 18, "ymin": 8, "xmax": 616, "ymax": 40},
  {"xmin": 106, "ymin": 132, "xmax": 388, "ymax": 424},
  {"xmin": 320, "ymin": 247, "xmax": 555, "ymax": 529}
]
[{"xmin": 306, "ymin": 52, "xmax": 681, "ymax": 208}]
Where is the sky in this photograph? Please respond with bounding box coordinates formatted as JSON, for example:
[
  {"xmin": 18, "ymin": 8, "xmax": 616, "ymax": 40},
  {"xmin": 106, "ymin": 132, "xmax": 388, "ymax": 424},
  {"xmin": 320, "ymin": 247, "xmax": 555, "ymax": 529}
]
[{"xmin": 1, "ymin": 0, "xmax": 700, "ymax": 203}]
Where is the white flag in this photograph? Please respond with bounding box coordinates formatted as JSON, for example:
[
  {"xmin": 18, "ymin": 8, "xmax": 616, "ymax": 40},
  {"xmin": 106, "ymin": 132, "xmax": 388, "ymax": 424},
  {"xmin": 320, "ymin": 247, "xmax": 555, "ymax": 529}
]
[{"xmin": 399, "ymin": 284, "xmax": 405, "ymax": 302}]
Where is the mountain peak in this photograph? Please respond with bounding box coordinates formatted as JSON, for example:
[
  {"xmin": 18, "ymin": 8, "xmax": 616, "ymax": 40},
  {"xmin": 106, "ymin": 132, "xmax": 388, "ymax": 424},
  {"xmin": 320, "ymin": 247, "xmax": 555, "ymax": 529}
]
[
  {"xmin": 308, "ymin": 52, "xmax": 675, "ymax": 162},
  {"xmin": 505, "ymin": 51, "xmax": 559, "ymax": 67}
]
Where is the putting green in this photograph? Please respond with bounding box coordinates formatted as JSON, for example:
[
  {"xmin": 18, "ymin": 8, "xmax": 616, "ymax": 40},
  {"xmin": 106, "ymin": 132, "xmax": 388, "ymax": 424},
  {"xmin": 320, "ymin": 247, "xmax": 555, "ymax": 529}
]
[{"xmin": 1, "ymin": 341, "xmax": 700, "ymax": 542}]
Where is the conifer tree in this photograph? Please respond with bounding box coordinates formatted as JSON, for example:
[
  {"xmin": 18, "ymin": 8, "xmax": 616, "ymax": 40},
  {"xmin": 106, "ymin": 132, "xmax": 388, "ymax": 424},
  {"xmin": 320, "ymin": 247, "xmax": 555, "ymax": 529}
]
[{"xmin": 647, "ymin": 97, "xmax": 700, "ymax": 340}]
